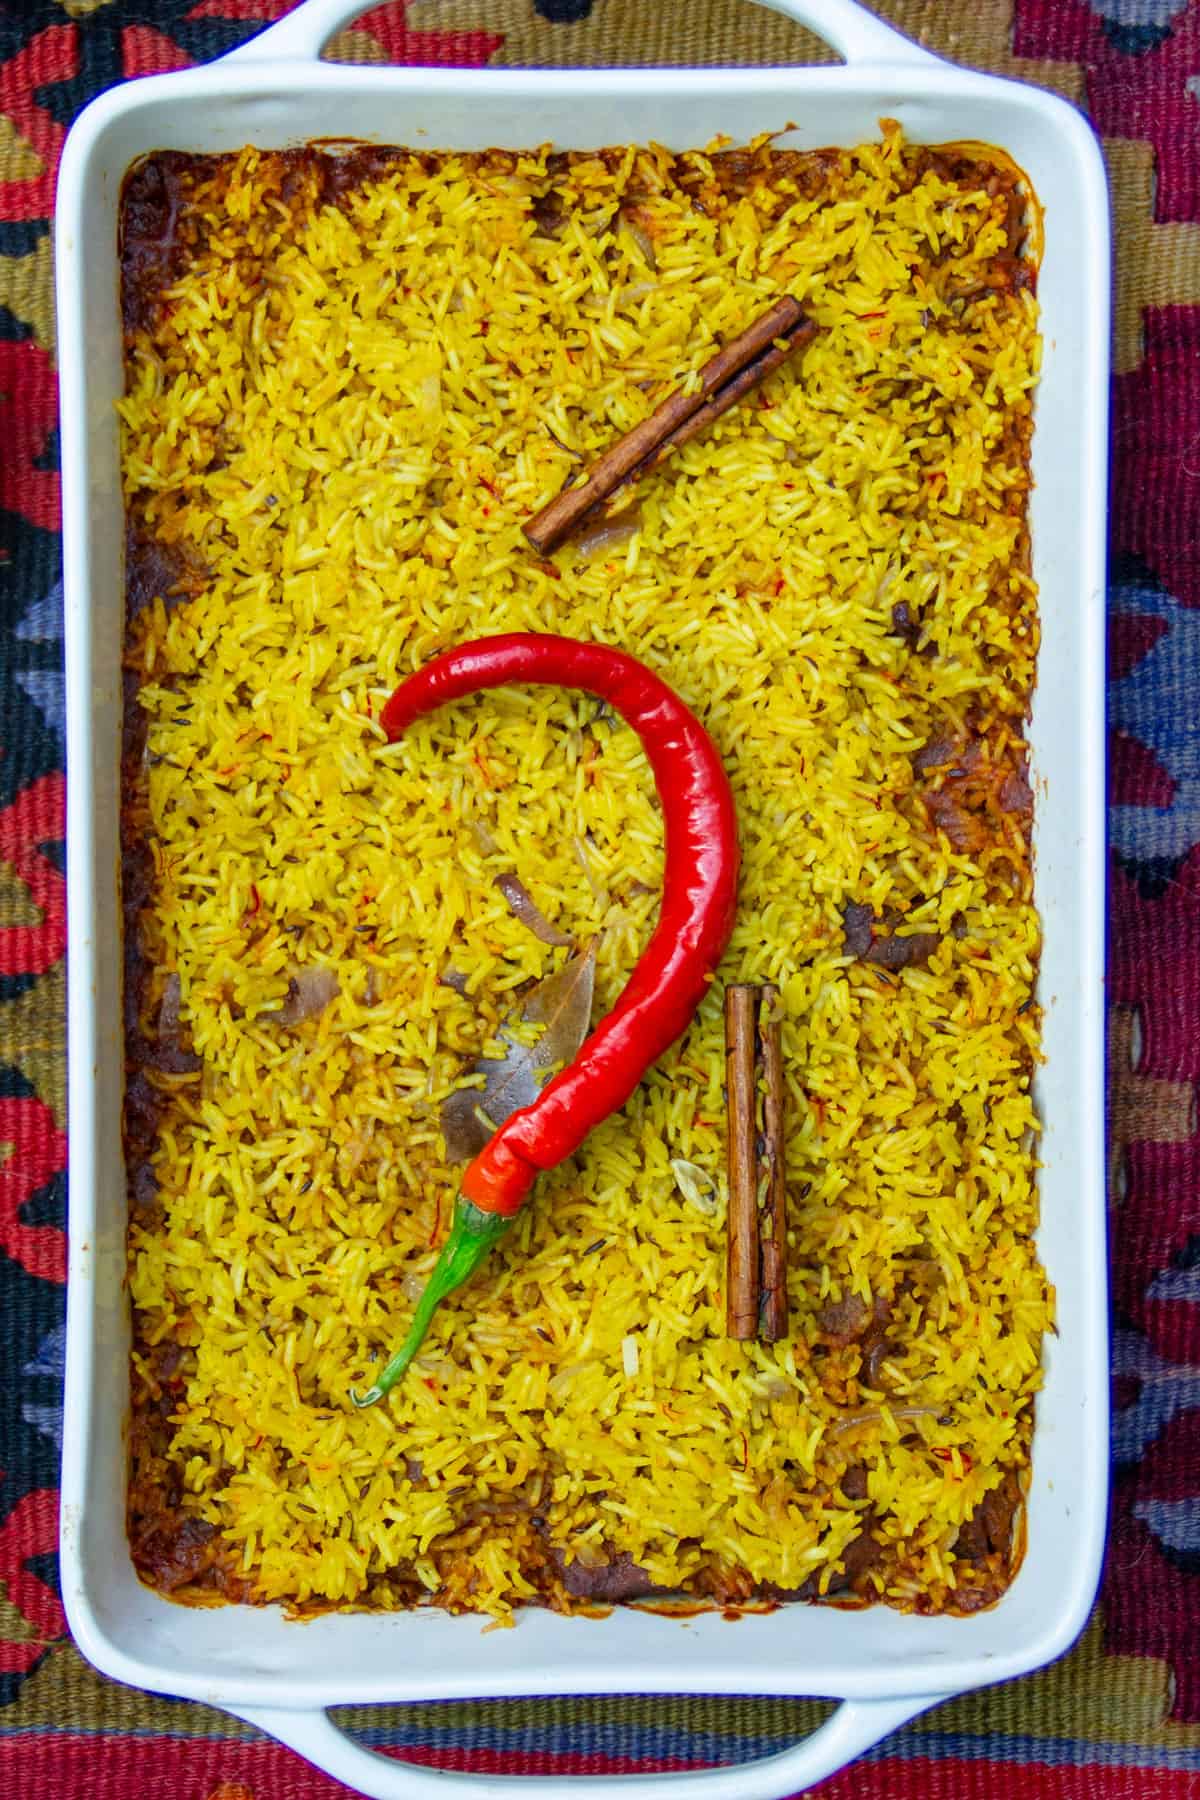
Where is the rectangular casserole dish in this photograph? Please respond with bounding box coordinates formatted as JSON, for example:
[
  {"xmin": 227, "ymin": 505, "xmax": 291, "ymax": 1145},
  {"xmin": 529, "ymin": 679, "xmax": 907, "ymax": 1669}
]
[{"xmin": 56, "ymin": 2, "xmax": 1111, "ymax": 1795}]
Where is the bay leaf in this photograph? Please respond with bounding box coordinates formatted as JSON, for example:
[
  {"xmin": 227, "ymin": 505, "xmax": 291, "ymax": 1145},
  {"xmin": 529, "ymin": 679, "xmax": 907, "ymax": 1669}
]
[{"xmin": 441, "ymin": 940, "xmax": 598, "ymax": 1163}]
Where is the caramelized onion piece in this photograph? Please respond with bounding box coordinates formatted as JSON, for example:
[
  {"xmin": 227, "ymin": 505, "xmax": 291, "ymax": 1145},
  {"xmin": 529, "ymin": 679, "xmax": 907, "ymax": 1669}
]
[
  {"xmin": 493, "ymin": 873, "xmax": 573, "ymax": 947},
  {"xmin": 268, "ymin": 966, "xmax": 340, "ymax": 1027}
]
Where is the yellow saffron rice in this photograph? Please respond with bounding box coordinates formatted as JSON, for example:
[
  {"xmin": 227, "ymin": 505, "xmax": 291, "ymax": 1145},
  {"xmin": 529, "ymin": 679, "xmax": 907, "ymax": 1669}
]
[{"xmin": 120, "ymin": 127, "xmax": 1051, "ymax": 1621}]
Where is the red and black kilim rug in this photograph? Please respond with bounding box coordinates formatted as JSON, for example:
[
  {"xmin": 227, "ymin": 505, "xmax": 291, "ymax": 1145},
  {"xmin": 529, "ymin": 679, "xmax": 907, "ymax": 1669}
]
[{"xmin": 0, "ymin": 0, "xmax": 1198, "ymax": 1793}]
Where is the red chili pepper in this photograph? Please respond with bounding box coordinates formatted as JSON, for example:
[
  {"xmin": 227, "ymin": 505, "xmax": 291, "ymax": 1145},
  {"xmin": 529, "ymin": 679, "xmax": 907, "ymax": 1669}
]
[{"xmin": 350, "ymin": 634, "xmax": 738, "ymax": 1408}]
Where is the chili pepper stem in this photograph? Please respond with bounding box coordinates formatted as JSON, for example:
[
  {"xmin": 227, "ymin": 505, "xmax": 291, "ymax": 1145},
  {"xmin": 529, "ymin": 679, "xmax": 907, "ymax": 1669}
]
[{"xmin": 349, "ymin": 1196, "xmax": 513, "ymax": 1408}]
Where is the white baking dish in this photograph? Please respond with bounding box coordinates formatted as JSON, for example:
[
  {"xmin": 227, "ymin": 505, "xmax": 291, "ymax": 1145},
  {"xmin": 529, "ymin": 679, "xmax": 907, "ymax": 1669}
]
[{"xmin": 56, "ymin": 1, "xmax": 1110, "ymax": 1793}]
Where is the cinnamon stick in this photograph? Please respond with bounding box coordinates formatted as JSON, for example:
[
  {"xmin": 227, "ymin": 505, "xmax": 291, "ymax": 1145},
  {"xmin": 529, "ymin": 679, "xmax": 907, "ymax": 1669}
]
[
  {"xmin": 725, "ymin": 984, "xmax": 760, "ymax": 1341},
  {"xmin": 525, "ymin": 296, "xmax": 817, "ymax": 556},
  {"xmin": 724, "ymin": 982, "xmax": 789, "ymax": 1342},
  {"xmin": 758, "ymin": 984, "xmax": 789, "ymax": 1342},
  {"xmin": 634, "ymin": 333, "xmax": 810, "ymax": 480}
]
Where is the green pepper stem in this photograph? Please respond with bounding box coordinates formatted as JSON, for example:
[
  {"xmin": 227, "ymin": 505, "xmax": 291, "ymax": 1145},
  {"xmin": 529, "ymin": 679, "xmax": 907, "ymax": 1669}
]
[{"xmin": 349, "ymin": 1195, "xmax": 512, "ymax": 1408}]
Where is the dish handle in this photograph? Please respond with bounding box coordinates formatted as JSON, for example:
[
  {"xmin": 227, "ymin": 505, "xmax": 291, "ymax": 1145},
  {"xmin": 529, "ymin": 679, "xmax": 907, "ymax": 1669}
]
[
  {"xmin": 230, "ymin": 1693, "xmax": 942, "ymax": 1799},
  {"xmin": 220, "ymin": 0, "xmax": 944, "ymax": 68}
]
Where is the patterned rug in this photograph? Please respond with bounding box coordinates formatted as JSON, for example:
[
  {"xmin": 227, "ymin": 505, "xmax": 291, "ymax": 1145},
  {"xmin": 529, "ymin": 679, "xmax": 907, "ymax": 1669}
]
[{"xmin": 0, "ymin": 0, "xmax": 1197, "ymax": 1793}]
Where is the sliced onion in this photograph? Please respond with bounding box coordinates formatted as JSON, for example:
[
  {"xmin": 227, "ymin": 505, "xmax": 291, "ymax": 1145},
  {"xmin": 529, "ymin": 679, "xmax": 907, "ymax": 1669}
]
[
  {"xmin": 671, "ymin": 1158, "xmax": 717, "ymax": 1215},
  {"xmin": 338, "ymin": 1120, "xmax": 375, "ymax": 1180},
  {"xmin": 573, "ymin": 505, "xmax": 642, "ymax": 564},
  {"xmin": 572, "ymin": 1539, "xmax": 608, "ymax": 1570},
  {"xmin": 269, "ymin": 966, "xmax": 340, "ymax": 1027},
  {"xmin": 493, "ymin": 872, "xmax": 573, "ymax": 947},
  {"xmin": 832, "ymin": 1404, "xmax": 942, "ymax": 1439},
  {"xmin": 573, "ymin": 833, "xmax": 609, "ymax": 909},
  {"xmin": 621, "ymin": 217, "xmax": 658, "ymax": 271},
  {"xmin": 549, "ymin": 1360, "xmax": 593, "ymax": 1400}
]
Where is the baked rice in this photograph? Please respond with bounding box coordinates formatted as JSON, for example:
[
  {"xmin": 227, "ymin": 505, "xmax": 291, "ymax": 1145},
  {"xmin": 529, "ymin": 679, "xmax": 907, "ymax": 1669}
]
[{"xmin": 119, "ymin": 127, "xmax": 1050, "ymax": 1621}]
